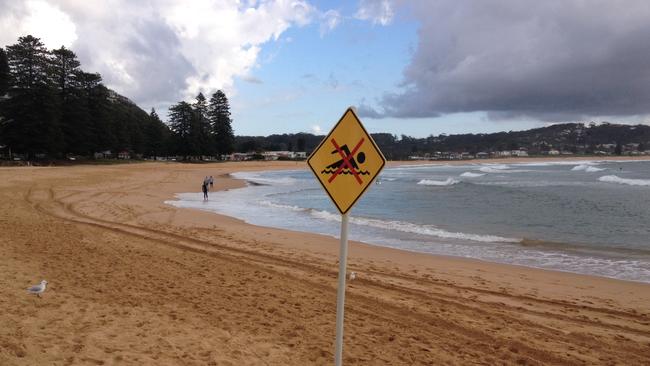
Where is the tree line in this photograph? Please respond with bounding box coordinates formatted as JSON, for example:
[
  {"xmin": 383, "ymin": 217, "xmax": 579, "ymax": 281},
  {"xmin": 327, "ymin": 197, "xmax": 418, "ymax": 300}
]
[
  {"xmin": 167, "ymin": 90, "xmax": 234, "ymax": 159},
  {"xmin": 0, "ymin": 35, "xmax": 234, "ymax": 160},
  {"xmin": 235, "ymin": 123, "xmax": 650, "ymax": 160}
]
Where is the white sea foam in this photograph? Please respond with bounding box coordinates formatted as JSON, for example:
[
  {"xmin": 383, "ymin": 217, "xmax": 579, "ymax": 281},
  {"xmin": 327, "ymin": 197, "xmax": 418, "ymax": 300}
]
[
  {"xmin": 598, "ymin": 175, "xmax": 650, "ymax": 186},
  {"xmin": 479, "ymin": 167, "xmax": 532, "ymax": 174},
  {"xmin": 514, "ymin": 160, "xmax": 600, "ymax": 167},
  {"xmin": 417, "ymin": 178, "xmax": 460, "ymax": 186},
  {"xmin": 460, "ymin": 172, "xmax": 485, "ymax": 178},
  {"xmin": 571, "ymin": 164, "xmax": 605, "ymax": 172},
  {"xmin": 308, "ymin": 210, "xmax": 520, "ymax": 243},
  {"xmin": 484, "ymin": 164, "xmax": 509, "ymax": 170},
  {"xmin": 259, "ymin": 200, "xmax": 306, "ymax": 212},
  {"xmin": 391, "ymin": 163, "xmax": 447, "ymax": 170},
  {"xmin": 571, "ymin": 164, "xmax": 589, "ymax": 171},
  {"xmin": 230, "ymin": 171, "xmax": 297, "ymax": 185}
]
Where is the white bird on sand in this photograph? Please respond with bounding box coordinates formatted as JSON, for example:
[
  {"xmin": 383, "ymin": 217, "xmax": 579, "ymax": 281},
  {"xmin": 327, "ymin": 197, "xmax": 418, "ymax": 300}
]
[
  {"xmin": 27, "ymin": 280, "xmax": 48, "ymax": 297},
  {"xmin": 349, "ymin": 272, "xmax": 356, "ymax": 281}
]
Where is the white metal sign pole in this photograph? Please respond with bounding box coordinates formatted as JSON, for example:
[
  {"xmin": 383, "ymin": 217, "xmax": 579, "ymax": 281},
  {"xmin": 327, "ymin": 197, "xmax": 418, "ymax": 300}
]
[{"xmin": 334, "ymin": 212, "xmax": 350, "ymax": 366}]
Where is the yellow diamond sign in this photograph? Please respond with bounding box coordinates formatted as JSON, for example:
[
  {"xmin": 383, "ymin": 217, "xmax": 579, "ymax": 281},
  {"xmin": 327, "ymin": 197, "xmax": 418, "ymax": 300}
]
[{"xmin": 307, "ymin": 108, "xmax": 386, "ymax": 214}]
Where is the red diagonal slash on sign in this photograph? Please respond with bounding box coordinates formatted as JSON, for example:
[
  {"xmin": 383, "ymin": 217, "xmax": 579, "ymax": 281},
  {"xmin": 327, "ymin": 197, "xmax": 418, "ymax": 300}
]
[{"xmin": 328, "ymin": 137, "xmax": 365, "ymax": 185}]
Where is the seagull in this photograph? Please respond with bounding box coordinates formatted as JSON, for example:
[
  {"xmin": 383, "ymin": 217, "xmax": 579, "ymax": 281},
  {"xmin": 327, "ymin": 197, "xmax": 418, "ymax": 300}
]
[
  {"xmin": 349, "ymin": 272, "xmax": 356, "ymax": 281},
  {"xmin": 27, "ymin": 280, "xmax": 48, "ymax": 297}
]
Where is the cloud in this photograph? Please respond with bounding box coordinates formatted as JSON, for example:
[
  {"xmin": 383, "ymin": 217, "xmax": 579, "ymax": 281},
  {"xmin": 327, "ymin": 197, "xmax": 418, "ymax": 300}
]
[
  {"xmin": 311, "ymin": 125, "xmax": 322, "ymax": 134},
  {"xmin": 363, "ymin": 0, "xmax": 650, "ymax": 122},
  {"xmin": 320, "ymin": 9, "xmax": 342, "ymax": 37},
  {"xmin": 240, "ymin": 75, "xmax": 263, "ymax": 84},
  {"xmin": 355, "ymin": 0, "xmax": 394, "ymax": 26},
  {"xmin": 0, "ymin": 0, "xmax": 77, "ymax": 49},
  {"xmin": 1, "ymin": 0, "xmax": 315, "ymax": 112}
]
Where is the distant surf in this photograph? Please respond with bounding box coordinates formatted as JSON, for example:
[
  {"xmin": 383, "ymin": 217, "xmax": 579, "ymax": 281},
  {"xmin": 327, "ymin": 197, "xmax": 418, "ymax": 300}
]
[
  {"xmin": 417, "ymin": 178, "xmax": 460, "ymax": 186},
  {"xmin": 479, "ymin": 166, "xmax": 532, "ymax": 174},
  {"xmin": 598, "ymin": 175, "xmax": 650, "ymax": 186},
  {"xmin": 572, "ymin": 164, "xmax": 605, "ymax": 172},
  {"xmin": 460, "ymin": 172, "xmax": 485, "ymax": 178}
]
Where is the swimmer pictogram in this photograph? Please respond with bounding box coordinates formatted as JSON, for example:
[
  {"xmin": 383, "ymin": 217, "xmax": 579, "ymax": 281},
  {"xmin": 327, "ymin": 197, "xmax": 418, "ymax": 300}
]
[{"xmin": 321, "ymin": 138, "xmax": 370, "ymax": 185}]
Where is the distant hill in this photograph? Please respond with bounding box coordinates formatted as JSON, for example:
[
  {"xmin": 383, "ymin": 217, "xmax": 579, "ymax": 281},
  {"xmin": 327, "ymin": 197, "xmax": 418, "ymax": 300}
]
[
  {"xmin": 235, "ymin": 123, "xmax": 650, "ymax": 160},
  {"xmin": 0, "ymin": 35, "xmax": 170, "ymax": 160}
]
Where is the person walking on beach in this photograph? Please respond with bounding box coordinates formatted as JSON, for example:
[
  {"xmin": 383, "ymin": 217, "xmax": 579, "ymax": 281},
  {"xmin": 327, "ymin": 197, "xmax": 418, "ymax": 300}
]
[
  {"xmin": 209, "ymin": 175, "xmax": 214, "ymax": 190},
  {"xmin": 202, "ymin": 181, "xmax": 209, "ymax": 201}
]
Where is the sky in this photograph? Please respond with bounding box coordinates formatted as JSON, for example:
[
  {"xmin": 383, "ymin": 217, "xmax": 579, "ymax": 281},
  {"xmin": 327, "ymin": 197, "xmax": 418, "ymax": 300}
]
[{"xmin": 2, "ymin": 0, "xmax": 650, "ymax": 137}]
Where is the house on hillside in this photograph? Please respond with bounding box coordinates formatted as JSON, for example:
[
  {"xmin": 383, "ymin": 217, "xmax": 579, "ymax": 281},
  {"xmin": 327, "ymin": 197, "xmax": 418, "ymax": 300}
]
[{"xmin": 94, "ymin": 150, "xmax": 112, "ymax": 159}]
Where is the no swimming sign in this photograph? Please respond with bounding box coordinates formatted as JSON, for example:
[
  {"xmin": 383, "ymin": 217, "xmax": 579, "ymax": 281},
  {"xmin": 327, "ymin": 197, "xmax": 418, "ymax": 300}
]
[
  {"xmin": 306, "ymin": 107, "xmax": 385, "ymax": 366},
  {"xmin": 307, "ymin": 107, "xmax": 386, "ymax": 214}
]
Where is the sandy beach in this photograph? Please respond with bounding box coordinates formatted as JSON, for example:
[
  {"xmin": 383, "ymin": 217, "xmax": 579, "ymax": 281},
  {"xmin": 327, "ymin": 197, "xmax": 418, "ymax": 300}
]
[{"xmin": 1, "ymin": 159, "xmax": 649, "ymax": 365}]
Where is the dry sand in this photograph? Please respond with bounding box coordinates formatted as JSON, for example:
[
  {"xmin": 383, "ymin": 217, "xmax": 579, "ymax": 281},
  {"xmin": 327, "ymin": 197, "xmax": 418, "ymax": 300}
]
[{"xmin": 1, "ymin": 159, "xmax": 649, "ymax": 365}]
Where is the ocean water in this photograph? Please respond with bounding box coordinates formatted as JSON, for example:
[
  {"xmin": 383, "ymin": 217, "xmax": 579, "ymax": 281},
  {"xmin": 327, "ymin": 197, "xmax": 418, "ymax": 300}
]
[{"xmin": 166, "ymin": 160, "xmax": 650, "ymax": 283}]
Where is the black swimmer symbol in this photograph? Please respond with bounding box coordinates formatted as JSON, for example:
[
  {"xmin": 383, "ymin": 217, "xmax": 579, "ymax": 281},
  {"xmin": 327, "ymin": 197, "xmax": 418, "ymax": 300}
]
[{"xmin": 322, "ymin": 138, "xmax": 371, "ymax": 184}]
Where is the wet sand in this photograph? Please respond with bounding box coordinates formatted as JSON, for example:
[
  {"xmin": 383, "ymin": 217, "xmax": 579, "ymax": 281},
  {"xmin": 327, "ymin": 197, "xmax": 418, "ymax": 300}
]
[{"xmin": 1, "ymin": 159, "xmax": 649, "ymax": 365}]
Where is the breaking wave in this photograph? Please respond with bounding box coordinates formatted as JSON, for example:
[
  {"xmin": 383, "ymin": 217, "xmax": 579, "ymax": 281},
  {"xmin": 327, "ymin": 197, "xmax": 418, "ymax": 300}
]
[
  {"xmin": 460, "ymin": 172, "xmax": 485, "ymax": 178},
  {"xmin": 417, "ymin": 178, "xmax": 460, "ymax": 186},
  {"xmin": 572, "ymin": 164, "xmax": 605, "ymax": 172},
  {"xmin": 598, "ymin": 175, "xmax": 650, "ymax": 186},
  {"xmin": 259, "ymin": 200, "xmax": 306, "ymax": 212},
  {"xmin": 230, "ymin": 171, "xmax": 297, "ymax": 185},
  {"xmin": 309, "ymin": 210, "xmax": 520, "ymax": 243},
  {"xmin": 479, "ymin": 167, "xmax": 532, "ymax": 174}
]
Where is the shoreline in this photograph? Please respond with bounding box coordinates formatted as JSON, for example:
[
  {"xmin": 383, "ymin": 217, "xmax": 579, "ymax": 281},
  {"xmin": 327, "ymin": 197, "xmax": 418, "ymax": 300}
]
[
  {"xmin": 188, "ymin": 156, "xmax": 650, "ymax": 284},
  {"xmin": 1, "ymin": 159, "xmax": 649, "ymax": 365}
]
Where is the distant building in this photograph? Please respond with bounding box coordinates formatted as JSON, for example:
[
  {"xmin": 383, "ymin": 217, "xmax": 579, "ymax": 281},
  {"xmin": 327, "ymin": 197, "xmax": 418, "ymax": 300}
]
[
  {"xmin": 226, "ymin": 153, "xmax": 253, "ymax": 161},
  {"xmin": 491, "ymin": 151, "xmax": 512, "ymax": 158},
  {"xmin": 512, "ymin": 150, "xmax": 528, "ymax": 157},
  {"xmin": 94, "ymin": 150, "xmax": 112, "ymax": 159}
]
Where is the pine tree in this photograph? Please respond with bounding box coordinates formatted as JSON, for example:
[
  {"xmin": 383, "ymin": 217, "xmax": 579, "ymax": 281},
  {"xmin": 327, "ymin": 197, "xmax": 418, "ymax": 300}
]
[
  {"xmin": 51, "ymin": 46, "xmax": 81, "ymax": 97},
  {"xmin": 146, "ymin": 108, "xmax": 168, "ymax": 157},
  {"xmin": 208, "ymin": 90, "xmax": 234, "ymax": 158},
  {"xmin": 76, "ymin": 72, "xmax": 113, "ymax": 153},
  {"xmin": 51, "ymin": 46, "xmax": 89, "ymax": 154},
  {"xmin": 168, "ymin": 101, "xmax": 195, "ymax": 158},
  {"xmin": 2, "ymin": 35, "xmax": 63, "ymax": 158},
  {"xmin": 193, "ymin": 92, "xmax": 212, "ymax": 156},
  {"xmin": 0, "ymin": 48, "xmax": 9, "ymax": 95},
  {"xmin": 6, "ymin": 35, "xmax": 51, "ymax": 89},
  {"xmin": 0, "ymin": 48, "xmax": 8, "ymax": 155},
  {"xmin": 150, "ymin": 108, "xmax": 160, "ymax": 121}
]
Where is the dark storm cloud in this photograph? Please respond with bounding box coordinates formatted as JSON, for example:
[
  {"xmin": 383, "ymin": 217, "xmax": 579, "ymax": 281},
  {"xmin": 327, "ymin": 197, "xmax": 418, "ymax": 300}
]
[
  {"xmin": 72, "ymin": 16, "xmax": 194, "ymax": 107},
  {"xmin": 124, "ymin": 20, "xmax": 195, "ymax": 103},
  {"xmin": 363, "ymin": 0, "xmax": 650, "ymax": 121}
]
